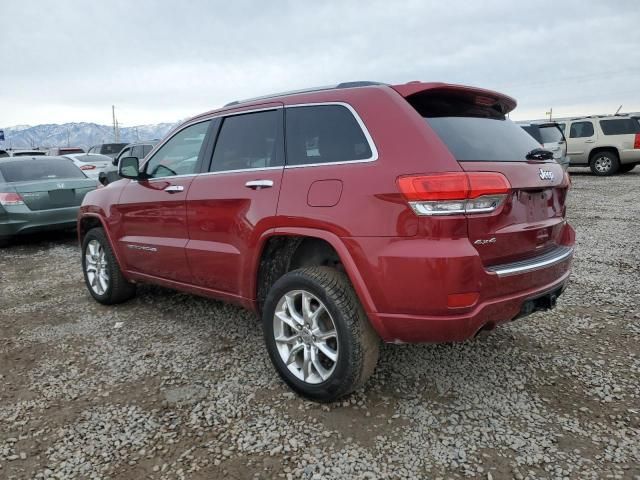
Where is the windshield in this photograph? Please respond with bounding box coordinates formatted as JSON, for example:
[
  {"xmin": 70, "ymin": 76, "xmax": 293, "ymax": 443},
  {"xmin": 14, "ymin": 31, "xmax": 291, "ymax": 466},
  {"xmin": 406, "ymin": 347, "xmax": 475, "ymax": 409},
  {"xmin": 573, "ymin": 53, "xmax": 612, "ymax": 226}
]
[{"xmin": 0, "ymin": 159, "xmax": 86, "ymax": 182}]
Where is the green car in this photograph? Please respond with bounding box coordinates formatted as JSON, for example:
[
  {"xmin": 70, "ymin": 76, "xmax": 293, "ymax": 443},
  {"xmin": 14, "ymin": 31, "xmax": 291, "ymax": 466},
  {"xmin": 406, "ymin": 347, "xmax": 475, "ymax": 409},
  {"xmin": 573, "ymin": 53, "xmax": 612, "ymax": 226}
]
[{"xmin": 0, "ymin": 156, "xmax": 98, "ymax": 247}]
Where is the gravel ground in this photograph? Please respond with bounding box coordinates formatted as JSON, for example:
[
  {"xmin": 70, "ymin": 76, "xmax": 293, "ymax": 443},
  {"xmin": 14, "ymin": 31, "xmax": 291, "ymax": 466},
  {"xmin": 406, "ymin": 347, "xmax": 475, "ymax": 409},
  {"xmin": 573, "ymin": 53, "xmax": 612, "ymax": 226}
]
[{"xmin": 1, "ymin": 168, "xmax": 639, "ymax": 479}]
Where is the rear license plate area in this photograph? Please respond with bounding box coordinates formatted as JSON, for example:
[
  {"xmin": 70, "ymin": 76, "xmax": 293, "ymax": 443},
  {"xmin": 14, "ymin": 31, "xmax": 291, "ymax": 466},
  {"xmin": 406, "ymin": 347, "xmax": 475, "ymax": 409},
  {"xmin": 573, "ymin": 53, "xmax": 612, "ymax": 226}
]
[{"xmin": 48, "ymin": 189, "xmax": 75, "ymax": 204}]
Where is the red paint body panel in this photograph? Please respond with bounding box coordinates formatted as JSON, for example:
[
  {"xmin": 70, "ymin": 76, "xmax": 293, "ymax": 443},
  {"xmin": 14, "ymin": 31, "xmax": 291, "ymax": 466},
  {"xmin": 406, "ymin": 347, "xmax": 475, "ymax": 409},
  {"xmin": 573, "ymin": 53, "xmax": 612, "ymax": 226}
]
[{"xmin": 78, "ymin": 82, "xmax": 576, "ymax": 344}]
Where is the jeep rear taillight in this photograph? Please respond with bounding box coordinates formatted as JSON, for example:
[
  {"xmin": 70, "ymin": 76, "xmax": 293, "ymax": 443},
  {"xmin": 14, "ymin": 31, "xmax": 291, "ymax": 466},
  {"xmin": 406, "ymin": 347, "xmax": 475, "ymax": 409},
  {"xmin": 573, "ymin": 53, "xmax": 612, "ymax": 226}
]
[
  {"xmin": 634, "ymin": 133, "xmax": 640, "ymax": 149},
  {"xmin": 0, "ymin": 192, "xmax": 25, "ymax": 206},
  {"xmin": 397, "ymin": 172, "xmax": 511, "ymax": 216}
]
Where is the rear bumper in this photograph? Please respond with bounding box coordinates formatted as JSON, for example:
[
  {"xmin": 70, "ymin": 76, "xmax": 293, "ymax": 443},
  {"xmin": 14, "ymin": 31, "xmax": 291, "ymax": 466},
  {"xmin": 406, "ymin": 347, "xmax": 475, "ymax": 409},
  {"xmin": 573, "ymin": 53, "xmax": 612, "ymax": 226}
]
[
  {"xmin": 370, "ymin": 270, "xmax": 570, "ymax": 343},
  {"xmin": 343, "ymin": 224, "xmax": 575, "ymax": 343},
  {"xmin": 0, "ymin": 206, "xmax": 80, "ymax": 237}
]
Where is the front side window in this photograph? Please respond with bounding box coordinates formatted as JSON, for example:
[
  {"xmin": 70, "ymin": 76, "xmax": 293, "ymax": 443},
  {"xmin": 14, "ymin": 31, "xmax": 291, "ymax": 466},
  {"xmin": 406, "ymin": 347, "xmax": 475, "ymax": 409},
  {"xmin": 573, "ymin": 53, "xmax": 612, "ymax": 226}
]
[
  {"xmin": 569, "ymin": 121, "xmax": 594, "ymax": 138},
  {"xmin": 210, "ymin": 110, "xmax": 282, "ymax": 172},
  {"xmin": 131, "ymin": 145, "xmax": 145, "ymax": 159},
  {"xmin": 144, "ymin": 121, "xmax": 210, "ymax": 178},
  {"xmin": 285, "ymin": 105, "xmax": 372, "ymax": 166}
]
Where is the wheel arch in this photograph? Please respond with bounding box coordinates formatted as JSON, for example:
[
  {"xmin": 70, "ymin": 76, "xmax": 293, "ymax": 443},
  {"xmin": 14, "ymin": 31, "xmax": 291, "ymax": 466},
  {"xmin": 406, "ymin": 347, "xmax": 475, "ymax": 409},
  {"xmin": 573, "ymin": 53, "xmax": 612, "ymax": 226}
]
[
  {"xmin": 78, "ymin": 213, "xmax": 126, "ymax": 274},
  {"xmin": 589, "ymin": 146, "xmax": 620, "ymax": 162},
  {"xmin": 253, "ymin": 227, "xmax": 384, "ymax": 335}
]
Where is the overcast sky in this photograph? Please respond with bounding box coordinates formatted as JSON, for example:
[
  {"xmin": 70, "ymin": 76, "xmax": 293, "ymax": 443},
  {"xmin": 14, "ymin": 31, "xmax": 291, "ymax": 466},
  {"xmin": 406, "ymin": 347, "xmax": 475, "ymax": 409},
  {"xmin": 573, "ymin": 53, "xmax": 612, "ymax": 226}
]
[{"xmin": 2, "ymin": 0, "xmax": 639, "ymax": 127}]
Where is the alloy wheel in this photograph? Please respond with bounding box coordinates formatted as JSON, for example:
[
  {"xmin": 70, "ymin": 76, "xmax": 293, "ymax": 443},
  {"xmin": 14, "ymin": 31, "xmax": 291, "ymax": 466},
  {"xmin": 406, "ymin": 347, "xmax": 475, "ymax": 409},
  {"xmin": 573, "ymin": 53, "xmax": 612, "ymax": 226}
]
[
  {"xmin": 594, "ymin": 156, "xmax": 612, "ymax": 173},
  {"xmin": 85, "ymin": 239, "xmax": 109, "ymax": 295},
  {"xmin": 273, "ymin": 290, "xmax": 339, "ymax": 384}
]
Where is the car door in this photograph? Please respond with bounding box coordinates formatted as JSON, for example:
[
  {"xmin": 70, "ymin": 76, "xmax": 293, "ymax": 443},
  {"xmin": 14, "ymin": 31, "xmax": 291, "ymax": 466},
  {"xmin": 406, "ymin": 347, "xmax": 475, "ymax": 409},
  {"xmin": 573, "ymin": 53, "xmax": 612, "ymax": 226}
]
[
  {"xmin": 115, "ymin": 119, "xmax": 213, "ymax": 282},
  {"xmin": 566, "ymin": 120, "xmax": 596, "ymax": 164},
  {"xmin": 185, "ymin": 105, "xmax": 284, "ymax": 298}
]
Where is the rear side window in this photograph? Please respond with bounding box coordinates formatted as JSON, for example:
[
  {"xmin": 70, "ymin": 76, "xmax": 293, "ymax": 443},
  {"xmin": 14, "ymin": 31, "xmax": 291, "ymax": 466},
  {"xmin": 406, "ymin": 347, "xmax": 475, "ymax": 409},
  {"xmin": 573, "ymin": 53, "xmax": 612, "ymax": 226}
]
[
  {"xmin": 0, "ymin": 159, "xmax": 86, "ymax": 182},
  {"xmin": 100, "ymin": 143, "xmax": 128, "ymax": 155},
  {"xmin": 285, "ymin": 105, "xmax": 373, "ymax": 166},
  {"xmin": 539, "ymin": 125, "xmax": 564, "ymax": 144},
  {"xmin": 210, "ymin": 110, "xmax": 282, "ymax": 172},
  {"xmin": 599, "ymin": 118, "xmax": 640, "ymax": 135},
  {"xmin": 569, "ymin": 121, "xmax": 594, "ymax": 138},
  {"xmin": 408, "ymin": 91, "xmax": 540, "ymax": 162}
]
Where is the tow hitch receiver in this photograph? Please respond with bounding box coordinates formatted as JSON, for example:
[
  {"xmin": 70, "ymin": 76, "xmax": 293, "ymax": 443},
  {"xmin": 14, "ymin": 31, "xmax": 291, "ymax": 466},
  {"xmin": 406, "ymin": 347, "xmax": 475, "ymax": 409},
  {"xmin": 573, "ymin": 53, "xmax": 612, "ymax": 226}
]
[{"xmin": 516, "ymin": 286, "xmax": 564, "ymax": 319}]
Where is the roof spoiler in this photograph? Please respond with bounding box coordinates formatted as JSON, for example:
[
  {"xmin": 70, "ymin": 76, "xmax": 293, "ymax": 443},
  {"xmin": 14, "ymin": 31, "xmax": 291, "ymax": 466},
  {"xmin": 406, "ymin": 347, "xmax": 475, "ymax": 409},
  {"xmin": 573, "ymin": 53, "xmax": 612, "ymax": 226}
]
[{"xmin": 391, "ymin": 82, "xmax": 517, "ymax": 115}]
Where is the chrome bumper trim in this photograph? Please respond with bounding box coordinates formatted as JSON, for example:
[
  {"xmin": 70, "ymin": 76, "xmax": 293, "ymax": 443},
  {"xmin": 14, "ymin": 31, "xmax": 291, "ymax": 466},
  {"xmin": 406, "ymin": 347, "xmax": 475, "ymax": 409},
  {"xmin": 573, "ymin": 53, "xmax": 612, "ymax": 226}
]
[{"xmin": 487, "ymin": 246, "xmax": 574, "ymax": 277}]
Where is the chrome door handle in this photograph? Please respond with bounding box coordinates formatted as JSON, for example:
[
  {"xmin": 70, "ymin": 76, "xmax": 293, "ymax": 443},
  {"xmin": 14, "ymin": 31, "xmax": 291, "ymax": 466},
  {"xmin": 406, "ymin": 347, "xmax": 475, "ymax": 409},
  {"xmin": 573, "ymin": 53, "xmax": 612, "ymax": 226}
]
[
  {"xmin": 585, "ymin": 139, "xmax": 595, "ymax": 143},
  {"xmin": 164, "ymin": 185, "xmax": 184, "ymax": 193},
  {"xmin": 245, "ymin": 180, "xmax": 274, "ymax": 190}
]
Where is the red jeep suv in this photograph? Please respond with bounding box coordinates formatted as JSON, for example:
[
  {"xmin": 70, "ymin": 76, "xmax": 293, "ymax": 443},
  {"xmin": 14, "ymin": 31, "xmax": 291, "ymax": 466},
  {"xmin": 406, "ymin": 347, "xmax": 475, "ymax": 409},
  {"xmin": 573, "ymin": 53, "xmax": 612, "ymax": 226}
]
[{"xmin": 78, "ymin": 81, "xmax": 575, "ymax": 401}]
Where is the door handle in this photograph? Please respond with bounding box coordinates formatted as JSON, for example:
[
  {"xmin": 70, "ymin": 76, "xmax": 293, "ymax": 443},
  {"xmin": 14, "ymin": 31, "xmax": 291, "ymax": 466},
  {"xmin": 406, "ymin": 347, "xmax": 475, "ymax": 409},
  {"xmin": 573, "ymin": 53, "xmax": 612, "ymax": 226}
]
[
  {"xmin": 245, "ymin": 180, "xmax": 274, "ymax": 190},
  {"xmin": 585, "ymin": 139, "xmax": 595, "ymax": 143},
  {"xmin": 164, "ymin": 185, "xmax": 184, "ymax": 193}
]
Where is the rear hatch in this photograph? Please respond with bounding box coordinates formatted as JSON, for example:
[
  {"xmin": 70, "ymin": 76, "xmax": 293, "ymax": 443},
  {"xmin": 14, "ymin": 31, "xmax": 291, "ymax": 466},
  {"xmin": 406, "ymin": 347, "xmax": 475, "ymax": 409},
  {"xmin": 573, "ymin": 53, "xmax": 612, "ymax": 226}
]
[
  {"xmin": 0, "ymin": 158, "xmax": 96, "ymax": 211},
  {"xmin": 396, "ymin": 84, "xmax": 570, "ymax": 267}
]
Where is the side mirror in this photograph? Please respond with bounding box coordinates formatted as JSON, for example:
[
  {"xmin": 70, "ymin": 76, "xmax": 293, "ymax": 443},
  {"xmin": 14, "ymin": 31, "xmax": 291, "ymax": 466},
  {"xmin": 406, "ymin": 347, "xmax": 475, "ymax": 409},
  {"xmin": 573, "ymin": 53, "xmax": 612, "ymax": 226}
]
[
  {"xmin": 112, "ymin": 156, "xmax": 119, "ymax": 166},
  {"xmin": 98, "ymin": 172, "xmax": 109, "ymax": 186},
  {"xmin": 118, "ymin": 156, "xmax": 141, "ymax": 179}
]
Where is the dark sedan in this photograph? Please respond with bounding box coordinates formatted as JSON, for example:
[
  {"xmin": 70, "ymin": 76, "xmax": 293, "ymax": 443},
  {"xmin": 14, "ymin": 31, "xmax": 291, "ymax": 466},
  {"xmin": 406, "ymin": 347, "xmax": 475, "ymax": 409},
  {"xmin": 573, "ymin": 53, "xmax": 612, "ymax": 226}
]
[{"xmin": 0, "ymin": 156, "xmax": 98, "ymax": 247}]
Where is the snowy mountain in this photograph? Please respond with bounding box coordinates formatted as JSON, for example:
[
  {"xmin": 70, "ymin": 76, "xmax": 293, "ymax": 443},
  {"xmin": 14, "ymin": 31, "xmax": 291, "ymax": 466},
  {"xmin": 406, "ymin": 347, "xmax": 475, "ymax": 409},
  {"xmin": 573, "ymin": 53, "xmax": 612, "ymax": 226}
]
[{"xmin": 0, "ymin": 122, "xmax": 178, "ymax": 150}]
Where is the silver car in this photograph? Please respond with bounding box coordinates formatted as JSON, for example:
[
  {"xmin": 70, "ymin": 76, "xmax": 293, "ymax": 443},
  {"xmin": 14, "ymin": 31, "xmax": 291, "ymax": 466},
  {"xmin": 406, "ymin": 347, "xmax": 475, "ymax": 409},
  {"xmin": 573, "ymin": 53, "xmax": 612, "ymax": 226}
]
[
  {"xmin": 519, "ymin": 122, "xmax": 569, "ymax": 170},
  {"xmin": 555, "ymin": 115, "xmax": 640, "ymax": 175}
]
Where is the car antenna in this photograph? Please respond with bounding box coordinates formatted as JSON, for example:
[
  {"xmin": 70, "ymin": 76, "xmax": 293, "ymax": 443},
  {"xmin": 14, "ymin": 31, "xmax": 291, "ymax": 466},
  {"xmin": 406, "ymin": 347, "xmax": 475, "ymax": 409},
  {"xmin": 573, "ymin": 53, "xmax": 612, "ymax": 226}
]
[{"xmin": 614, "ymin": 104, "xmax": 623, "ymax": 115}]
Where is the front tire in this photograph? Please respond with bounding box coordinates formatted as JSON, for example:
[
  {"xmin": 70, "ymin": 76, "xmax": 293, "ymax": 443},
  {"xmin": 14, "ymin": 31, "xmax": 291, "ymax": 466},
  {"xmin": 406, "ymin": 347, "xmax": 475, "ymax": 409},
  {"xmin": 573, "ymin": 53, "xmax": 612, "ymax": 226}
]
[
  {"xmin": 262, "ymin": 267, "xmax": 380, "ymax": 402},
  {"xmin": 82, "ymin": 228, "xmax": 136, "ymax": 304},
  {"xmin": 589, "ymin": 151, "xmax": 619, "ymax": 176}
]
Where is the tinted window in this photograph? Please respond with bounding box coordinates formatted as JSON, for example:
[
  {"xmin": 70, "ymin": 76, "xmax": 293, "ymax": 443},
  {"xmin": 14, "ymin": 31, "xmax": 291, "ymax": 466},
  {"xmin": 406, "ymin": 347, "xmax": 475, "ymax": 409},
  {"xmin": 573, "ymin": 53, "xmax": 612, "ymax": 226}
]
[
  {"xmin": 130, "ymin": 145, "xmax": 145, "ymax": 159},
  {"xmin": 285, "ymin": 105, "xmax": 372, "ymax": 165},
  {"xmin": 521, "ymin": 125, "xmax": 542, "ymax": 143},
  {"xmin": 426, "ymin": 117, "xmax": 541, "ymax": 162},
  {"xmin": 557, "ymin": 123, "xmax": 566, "ymax": 133},
  {"xmin": 569, "ymin": 121, "xmax": 594, "ymax": 138},
  {"xmin": 142, "ymin": 144, "xmax": 153, "ymax": 157},
  {"xmin": 539, "ymin": 125, "xmax": 564, "ymax": 144},
  {"xmin": 100, "ymin": 143, "xmax": 128, "ymax": 155},
  {"xmin": 210, "ymin": 110, "xmax": 281, "ymax": 172},
  {"xmin": 599, "ymin": 118, "xmax": 640, "ymax": 135},
  {"xmin": 12, "ymin": 151, "xmax": 46, "ymax": 157},
  {"xmin": 0, "ymin": 150, "xmax": 8, "ymax": 158},
  {"xmin": 0, "ymin": 159, "xmax": 86, "ymax": 182},
  {"xmin": 145, "ymin": 121, "xmax": 210, "ymax": 178}
]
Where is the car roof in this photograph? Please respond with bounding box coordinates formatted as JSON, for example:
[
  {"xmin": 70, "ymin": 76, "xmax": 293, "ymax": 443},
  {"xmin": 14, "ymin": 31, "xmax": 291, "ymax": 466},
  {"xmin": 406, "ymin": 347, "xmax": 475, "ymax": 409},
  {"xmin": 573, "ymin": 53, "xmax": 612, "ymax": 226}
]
[
  {"xmin": 184, "ymin": 80, "xmax": 516, "ymax": 125},
  {"xmin": 0, "ymin": 155, "xmax": 73, "ymax": 163}
]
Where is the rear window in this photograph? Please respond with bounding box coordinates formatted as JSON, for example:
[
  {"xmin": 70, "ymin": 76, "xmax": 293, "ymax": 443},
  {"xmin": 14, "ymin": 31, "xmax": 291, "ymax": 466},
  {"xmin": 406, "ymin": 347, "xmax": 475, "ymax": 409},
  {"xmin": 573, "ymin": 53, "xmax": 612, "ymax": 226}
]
[
  {"xmin": 599, "ymin": 118, "xmax": 640, "ymax": 136},
  {"xmin": 0, "ymin": 159, "xmax": 86, "ymax": 182},
  {"xmin": 73, "ymin": 154, "xmax": 112, "ymax": 163},
  {"xmin": 12, "ymin": 151, "xmax": 46, "ymax": 157},
  {"xmin": 59, "ymin": 148, "xmax": 85, "ymax": 154},
  {"xmin": 285, "ymin": 105, "xmax": 373, "ymax": 165},
  {"xmin": 410, "ymin": 91, "xmax": 540, "ymax": 162},
  {"xmin": 99, "ymin": 143, "xmax": 129, "ymax": 155},
  {"xmin": 539, "ymin": 125, "xmax": 564, "ymax": 144}
]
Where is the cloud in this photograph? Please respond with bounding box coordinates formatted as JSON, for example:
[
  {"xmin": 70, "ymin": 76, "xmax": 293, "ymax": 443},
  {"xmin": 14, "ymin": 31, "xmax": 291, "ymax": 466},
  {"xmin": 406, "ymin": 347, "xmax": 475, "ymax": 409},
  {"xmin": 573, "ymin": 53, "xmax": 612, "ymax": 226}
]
[{"xmin": 1, "ymin": 0, "xmax": 639, "ymax": 125}]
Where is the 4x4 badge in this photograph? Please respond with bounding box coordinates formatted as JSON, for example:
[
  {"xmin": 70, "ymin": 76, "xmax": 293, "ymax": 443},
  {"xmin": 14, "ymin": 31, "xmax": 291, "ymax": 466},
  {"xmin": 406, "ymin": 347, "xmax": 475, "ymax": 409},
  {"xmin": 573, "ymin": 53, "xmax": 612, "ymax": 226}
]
[{"xmin": 539, "ymin": 169, "xmax": 554, "ymax": 181}]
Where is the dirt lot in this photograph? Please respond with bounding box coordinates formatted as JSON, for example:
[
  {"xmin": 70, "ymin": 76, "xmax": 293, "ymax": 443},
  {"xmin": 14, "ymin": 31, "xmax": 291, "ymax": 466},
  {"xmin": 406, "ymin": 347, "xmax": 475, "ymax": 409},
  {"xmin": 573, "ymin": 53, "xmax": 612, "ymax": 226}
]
[{"xmin": 1, "ymin": 168, "xmax": 639, "ymax": 479}]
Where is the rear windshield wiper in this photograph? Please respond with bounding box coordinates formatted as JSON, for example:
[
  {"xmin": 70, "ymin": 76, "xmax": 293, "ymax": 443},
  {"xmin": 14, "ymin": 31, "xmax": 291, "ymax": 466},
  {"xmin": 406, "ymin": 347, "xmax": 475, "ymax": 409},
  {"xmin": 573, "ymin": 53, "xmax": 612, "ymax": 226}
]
[{"xmin": 526, "ymin": 148, "xmax": 555, "ymax": 161}]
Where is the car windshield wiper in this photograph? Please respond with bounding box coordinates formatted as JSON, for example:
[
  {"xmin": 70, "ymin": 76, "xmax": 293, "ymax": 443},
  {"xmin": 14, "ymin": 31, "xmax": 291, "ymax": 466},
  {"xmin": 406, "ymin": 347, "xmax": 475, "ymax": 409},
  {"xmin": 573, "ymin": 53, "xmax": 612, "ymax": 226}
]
[{"xmin": 526, "ymin": 148, "xmax": 555, "ymax": 161}]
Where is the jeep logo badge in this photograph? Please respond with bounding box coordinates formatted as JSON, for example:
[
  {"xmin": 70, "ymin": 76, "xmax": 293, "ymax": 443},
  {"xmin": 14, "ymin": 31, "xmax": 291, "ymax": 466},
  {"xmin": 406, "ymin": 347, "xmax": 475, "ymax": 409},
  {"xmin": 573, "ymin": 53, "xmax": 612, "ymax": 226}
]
[{"xmin": 539, "ymin": 169, "xmax": 554, "ymax": 181}]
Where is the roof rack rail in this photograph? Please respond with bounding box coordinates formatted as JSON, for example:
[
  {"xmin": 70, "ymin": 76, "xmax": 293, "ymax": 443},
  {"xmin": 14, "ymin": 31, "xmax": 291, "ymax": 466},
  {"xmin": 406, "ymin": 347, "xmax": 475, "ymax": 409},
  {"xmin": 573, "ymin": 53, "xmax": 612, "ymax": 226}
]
[{"xmin": 223, "ymin": 80, "xmax": 386, "ymax": 108}]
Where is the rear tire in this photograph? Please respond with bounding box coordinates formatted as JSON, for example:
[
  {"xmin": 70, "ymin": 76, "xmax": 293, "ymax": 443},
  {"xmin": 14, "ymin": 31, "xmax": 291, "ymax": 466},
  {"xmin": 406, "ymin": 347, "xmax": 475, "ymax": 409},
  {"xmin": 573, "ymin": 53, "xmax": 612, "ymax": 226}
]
[
  {"xmin": 262, "ymin": 266, "xmax": 380, "ymax": 402},
  {"xmin": 0, "ymin": 237, "xmax": 10, "ymax": 248},
  {"xmin": 618, "ymin": 164, "xmax": 636, "ymax": 173},
  {"xmin": 82, "ymin": 228, "xmax": 136, "ymax": 304},
  {"xmin": 589, "ymin": 151, "xmax": 619, "ymax": 176}
]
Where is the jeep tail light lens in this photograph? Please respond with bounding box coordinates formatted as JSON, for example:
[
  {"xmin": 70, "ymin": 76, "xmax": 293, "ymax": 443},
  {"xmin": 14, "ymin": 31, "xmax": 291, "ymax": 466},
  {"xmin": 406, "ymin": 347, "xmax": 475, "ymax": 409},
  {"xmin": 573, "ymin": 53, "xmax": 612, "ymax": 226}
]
[
  {"xmin": 397, "ymin": 172, "xmax": 510, "ymax": 216},
  {"xmin": 0, "ymin": 192, "xmax": 25, "ymax": 206},
  {"xmin": 634, "ymin": 133, "xmax": 640, "ymax": 149}
]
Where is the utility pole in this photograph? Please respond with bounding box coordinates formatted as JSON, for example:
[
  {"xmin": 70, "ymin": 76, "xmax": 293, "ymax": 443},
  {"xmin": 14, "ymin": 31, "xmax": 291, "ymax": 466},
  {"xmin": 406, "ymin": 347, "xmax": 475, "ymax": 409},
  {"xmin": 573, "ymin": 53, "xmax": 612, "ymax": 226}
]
[
  {"xmin": 112, "ymin": 105, "xmax": 120, "ymax": 142},
  {"xmin": 545, "ymin": 108, "xmax": 553, "ymax": 121},
  {"xmin": 66, "ymin": 128, "xmax": 70, "ymax": 147}
]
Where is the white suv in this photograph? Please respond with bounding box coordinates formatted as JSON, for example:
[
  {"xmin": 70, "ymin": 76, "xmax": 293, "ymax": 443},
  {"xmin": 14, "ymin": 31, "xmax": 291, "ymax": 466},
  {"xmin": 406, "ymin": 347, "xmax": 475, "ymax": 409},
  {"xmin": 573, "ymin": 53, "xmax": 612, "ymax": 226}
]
[{"xmin": 555, "ymin": 115, "xmax": 640, "ymax": 175}]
